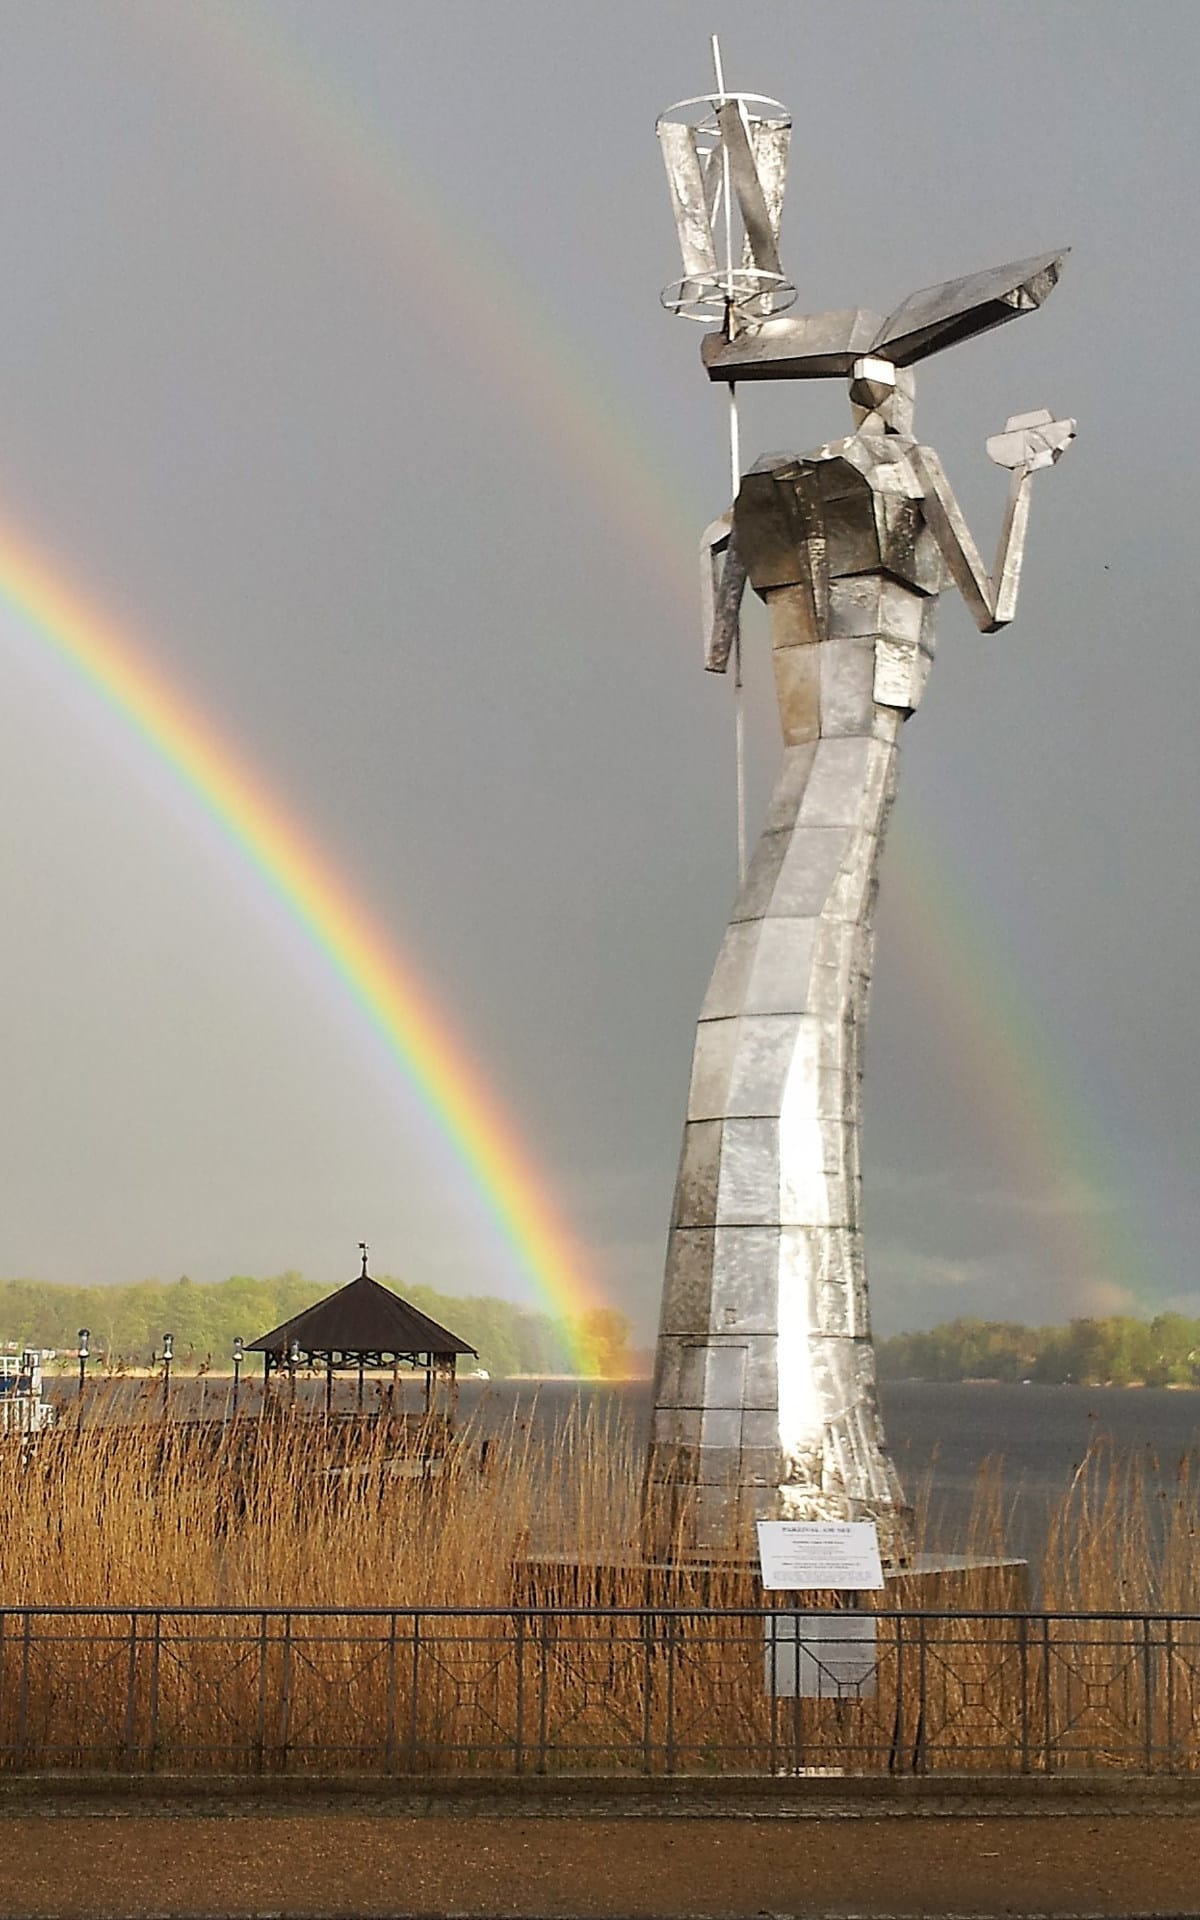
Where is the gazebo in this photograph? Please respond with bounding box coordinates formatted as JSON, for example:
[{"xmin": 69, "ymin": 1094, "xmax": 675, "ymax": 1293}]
[{"xmin": 247, "ymin": 1246, "xmax": 477, "ymax": 1415}]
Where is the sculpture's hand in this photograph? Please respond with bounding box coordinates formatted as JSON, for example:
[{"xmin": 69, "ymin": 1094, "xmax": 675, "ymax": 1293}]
[{"xmin": 987, "ymin": 409, "xmax": 1076, "ymax": 474}]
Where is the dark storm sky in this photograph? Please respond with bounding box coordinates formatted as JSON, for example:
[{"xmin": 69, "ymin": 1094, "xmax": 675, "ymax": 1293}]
[{"xmin": 0, "ymin": 1, "xmax": 1194, "ymax": 1337}]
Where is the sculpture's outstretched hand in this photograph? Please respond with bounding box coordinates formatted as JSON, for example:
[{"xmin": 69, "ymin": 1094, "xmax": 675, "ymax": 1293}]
[
  {"xmin": 915, "ymin": 406, "xmax": 1075, "ymax": 634},
  {"xmin": 987, "ymin": 408, "xmax": 1076, "ymax": 474}
]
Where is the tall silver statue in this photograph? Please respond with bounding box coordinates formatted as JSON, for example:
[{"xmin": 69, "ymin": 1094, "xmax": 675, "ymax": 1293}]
[{"xmin": 645, "ymin": 56, "xmax": 1074, "ymax": 1560}]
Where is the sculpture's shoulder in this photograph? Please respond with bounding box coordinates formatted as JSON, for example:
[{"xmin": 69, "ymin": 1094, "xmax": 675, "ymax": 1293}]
[
  {"xmin": 747, "ymin": 433, "xmax": 923, "ymax": 498},
  {"xmin": 815, "ymin": 432, "xmax": 924, "ymax": 498}
]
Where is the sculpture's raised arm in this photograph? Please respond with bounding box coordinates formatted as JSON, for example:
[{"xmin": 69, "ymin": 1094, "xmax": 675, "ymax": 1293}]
[{"xmin": 913, "ymin": 411, "xmax": 1075, "ymax": 634}]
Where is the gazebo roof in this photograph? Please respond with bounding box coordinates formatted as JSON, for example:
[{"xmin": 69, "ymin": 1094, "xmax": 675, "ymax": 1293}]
[{"xmin": 247, "ymin": 1262, "xmax": 476, "ymax": 1364}]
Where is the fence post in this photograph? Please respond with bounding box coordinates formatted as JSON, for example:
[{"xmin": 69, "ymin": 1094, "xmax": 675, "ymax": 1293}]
[
  {"xmin": 913, "ymin": 1612, "xmax": 927, "ymax": 1775},
  {"xmin": 407, "ymin": 1614, "xmax": 421, "ymax": 1769},
  {"xmin": 1018, "ymin": 1613, "xmax": 1030, "ymax": 1775},
  {"xmin": 889, "ymin": 1612, "xmax": 904, "ymax": 1775},
  {"xmin": 1165, "ymin": 1616, "xmax": 1176, "ymax": 1772},
  {"xmin": 384, "ymin": 1613, "xmax": 398, "ymax": 1772},
  {"xmin": 767, "ymin": 1612, "xmax": 780, "ymax": 1777},
  {"xmin": 664, "ymin": 1613, "xmax": 677, "ymax": 1777},
  {"xmin": 1142, "ymin": 1614, "xmax": 1154, "ymax": 1774},
  {"xmin": 536, "ymin": 1613, "xmax": 550, "ymax": 1775},
  {"xmin": 513, "ymin": 1610, "xmax": 525, "ymax": 1776},
  {"xmin": 123, "ymin": 1613, "xmax": 139, "ymax": 1765},
  {"xmin": 255, "ymin": 1612, "xmax": 269, "ymax": 1773},
  {"xmin": 16, "ymin": 1612, "xmax": 32, "ymax": 1766},
  {"xmin": 1041, "ymin": 1615, "xmax": 1053, "ymax": 1773},
  {"xmin": 641, "ymin": 1609, "xmax": 655, "ymax": 1776},
  {"xmin": 147, "ymin": 1612, "xmax": 162, "ymax": 1772},
  {"xmin": 279, "ymin": 1613, "xmax": 293, "ymax": 1771}
]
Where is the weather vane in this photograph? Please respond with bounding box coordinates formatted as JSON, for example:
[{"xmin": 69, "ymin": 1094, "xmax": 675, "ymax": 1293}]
[{"xmin": 645, "ymin": 41, "xmax": 1075, "ymax": 1563}]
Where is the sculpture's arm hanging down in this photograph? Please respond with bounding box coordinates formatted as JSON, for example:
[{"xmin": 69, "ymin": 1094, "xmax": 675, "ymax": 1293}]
[
  {"xmin": 699, "ymin": 512, "xmax": 747, "ymax": 672},
  {"xmin": 913, "ymin": 409, "xmax": 1075, "ymax": 634}
]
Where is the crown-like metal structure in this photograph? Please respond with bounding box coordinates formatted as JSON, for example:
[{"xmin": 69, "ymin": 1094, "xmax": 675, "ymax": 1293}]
[{"xmin": 657, "ymin": 83, "xmax": 795, "ymax": 327}]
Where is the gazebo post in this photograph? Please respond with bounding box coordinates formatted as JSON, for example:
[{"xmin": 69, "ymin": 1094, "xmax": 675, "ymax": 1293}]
[
  {"xmin": 325, "ymin": 1355, "xmax": 334, "ymax": 1416},
  {"xmin": 357, "ymin": 1359, "xmax": 364, "ymax": 1413}
]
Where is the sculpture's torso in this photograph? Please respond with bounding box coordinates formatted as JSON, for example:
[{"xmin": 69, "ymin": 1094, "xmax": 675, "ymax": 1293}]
[{"xmin": 645, "ymin": 429, "xmax": 943, "ymax": 1560}]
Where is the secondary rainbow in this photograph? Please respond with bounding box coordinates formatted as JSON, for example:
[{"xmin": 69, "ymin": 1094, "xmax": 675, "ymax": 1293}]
[{"xmin": 0, "ymin": 513, "xmax": 601, "ymax": 1357}]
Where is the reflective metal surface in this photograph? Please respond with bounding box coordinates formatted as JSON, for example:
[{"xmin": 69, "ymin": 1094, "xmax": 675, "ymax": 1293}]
[
  {"xmin": 650, "ymin": 58, "xmax": 1074, "ymax": 1566},
  {"xmin": 700, "ymin": 251, "xmax": 1068, "ymax": 382}
]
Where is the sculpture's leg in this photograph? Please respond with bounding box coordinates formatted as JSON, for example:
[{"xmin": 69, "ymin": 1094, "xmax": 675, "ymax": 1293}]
[{"xmin": 646, "ymin": 589, "xmax": 910, "ymax": 1561}]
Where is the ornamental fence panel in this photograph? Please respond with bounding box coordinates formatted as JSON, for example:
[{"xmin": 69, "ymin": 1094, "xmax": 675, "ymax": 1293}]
[{"xmin": 0, "ymin": 1607, "xmax": 1195, "ymax": 1777}]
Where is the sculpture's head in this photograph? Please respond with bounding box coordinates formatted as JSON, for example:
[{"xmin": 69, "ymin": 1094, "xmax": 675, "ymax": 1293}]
[{"xmin": 849, "ymin": 357, "xmax": 915, "ymax": 436}]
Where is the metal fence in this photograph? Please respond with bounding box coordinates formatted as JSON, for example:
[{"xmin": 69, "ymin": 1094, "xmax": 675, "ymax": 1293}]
[{"xmin": 0, "ymin": 1606, "xmax": 1198, "ymax": 1777}]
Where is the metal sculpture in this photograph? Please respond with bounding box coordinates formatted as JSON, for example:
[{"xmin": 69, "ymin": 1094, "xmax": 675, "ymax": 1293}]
[{"xmin": 645, "ymin": 46, "xmax": 1074, "ymax": 1560}]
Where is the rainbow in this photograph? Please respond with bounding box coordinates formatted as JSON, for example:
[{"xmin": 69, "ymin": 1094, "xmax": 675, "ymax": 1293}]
[
  {"xmin": 0, "ymin": 514, "xmax": 602, "ymax": 1361},
  {"xmin": 885, "ymin": 813, "xmax": 1157, "ymax": 1317},
  {"xmin": 13, "ymin": 1, "xmax": 1156, "ymax": 1331}
]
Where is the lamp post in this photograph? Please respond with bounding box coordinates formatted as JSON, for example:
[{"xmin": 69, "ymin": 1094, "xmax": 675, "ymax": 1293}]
[
  {"xmin": 162, "ymin": 1331, "xmax": 173, "ymax": 1417},
  {"xmin": 77, "ymin": 1328, "xmax": 89, "ymax": 1402},
  {"xmin": 231, "ymin": 1336, "xmax": 243, "ymax": 1419}
]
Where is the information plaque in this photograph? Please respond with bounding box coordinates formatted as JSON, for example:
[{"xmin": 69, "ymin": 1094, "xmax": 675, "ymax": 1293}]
[{"xmin": 756, "ymin": 1520, "xmax": 884, "ymax": 1591}]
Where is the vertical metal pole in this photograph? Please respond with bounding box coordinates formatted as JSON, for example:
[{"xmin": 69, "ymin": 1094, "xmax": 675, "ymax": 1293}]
[
  {"xmin": 279, "ymin": 1614, "xmax": 293, "ymax": 1769},
  {"xmin": 664, "ymin": 1615, "xmax": 677, "ymax": 1776},
  {"xmin": 255, "ymin": 1612, "xmax": 269, "ymax": 1773},
  {"xmin": 514, "ymin": 1610, "xmax": 526, "ymax": 1776},
  {"xmin": 730, "ymin": 383, "xmax": 746, "ymax": 885},
  {"xmin": 915, "ymin": 1613, "xmax": 928, "ymax": 1774},
  {"xmin": 1142, "ymin": 1615, "xmax": 1154, "ymax": 1773},
  {"xmin": 1165, "ymin": 1617, "xmax": 1176, "ymax": 1772},
  {"xmin": 537, "ymin": 1615, "xmax": 550, "ymax": 1775},
  {"xmin": 711, "ymin": 36, "xmax": 733, "ymax": 301},
  {"xmin": 1041, "ymin": 1615, "xmax": 1053, "ymax": 1773},
  {"xmin": 148, "ymin": 1612, "xmax": 162, "ymax": 1771},
  {"xmin": 124, "ymin": 1613, "xmax": 139, "ymax": 1764},
  {"xmin": 385, "ymin": 1613, "xmax": 399, "ymax": 1771},
  {"xmin": 641, "ymin": 1610, "xmax": 654, "ymax": 1775},
  {"xmin": 710, "ymin": 35, "xmax": 746, "ymax": 886},
  {"xmin": 408, "ymin": 1615, "xmax": 421, "ymax": 1768},
  {"xmin": 767, "ymin": 1613, "xmax": 779, "ymax": 1775},
  {"xmin": 17, "ymin": 1613, "xmax": 31, "ymax": 1761},
  {"xmin": 1018, "ymin": 1614, "xmax": 1031, "ymax": 1774},
  {"xmin": 890, "ymin": 1612, "xmax": 904, "ymax": 1775}
]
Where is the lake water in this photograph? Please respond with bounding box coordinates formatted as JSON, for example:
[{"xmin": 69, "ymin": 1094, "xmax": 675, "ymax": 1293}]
[
  {"xmin": 52, "ymin": 1374, "xmax": 1200, "ymax": 1565},
  {"xmin": 454, "ymin": 1377, "xmax": 1200, "ymax": 1563}
]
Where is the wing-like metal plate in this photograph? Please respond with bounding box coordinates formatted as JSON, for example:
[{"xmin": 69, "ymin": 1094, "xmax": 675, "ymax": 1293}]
[
  {"xmin": 700, "ymin": 252, "xmax": 1067, "ymax": 382},
  {"xmin": 873, "ymin": 251, "xmax": 1066, "ymax": 366},
  {"xmin": 702, "ymin": 308, "xmax": 883, "ymax": 382}
]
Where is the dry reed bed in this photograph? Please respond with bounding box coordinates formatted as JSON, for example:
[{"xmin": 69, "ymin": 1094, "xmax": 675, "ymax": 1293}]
[{"xmin": 0, "ymin": 1394, "xmax": 1197, "ymax": 1775}]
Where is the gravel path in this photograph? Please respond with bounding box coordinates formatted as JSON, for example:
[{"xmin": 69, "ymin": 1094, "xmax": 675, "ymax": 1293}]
[{"xmin": 0, "ymin": 1807, "xmax": 1196, "ymax": 1917}]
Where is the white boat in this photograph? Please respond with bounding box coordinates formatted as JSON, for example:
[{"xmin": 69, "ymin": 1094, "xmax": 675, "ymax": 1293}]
[{"xmin": 0, "ymin": 1348, "xmax": 56, "ymax": 1436}]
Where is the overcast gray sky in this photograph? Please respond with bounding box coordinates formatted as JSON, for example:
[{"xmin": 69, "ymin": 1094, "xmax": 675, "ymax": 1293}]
[{"xmin": 0, "ymin": 0, "xmax": 1194, "ymax": 1339}]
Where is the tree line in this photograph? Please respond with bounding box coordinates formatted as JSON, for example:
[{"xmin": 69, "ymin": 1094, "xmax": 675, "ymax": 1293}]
[
  {"xmin": 0, "ymin": 1275, "xmax": 635, "ymax": 1379},
  {"xmin": 878, "ymin": 1314, "xmax": 1200, "ymax": 1388}
]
